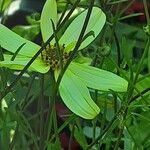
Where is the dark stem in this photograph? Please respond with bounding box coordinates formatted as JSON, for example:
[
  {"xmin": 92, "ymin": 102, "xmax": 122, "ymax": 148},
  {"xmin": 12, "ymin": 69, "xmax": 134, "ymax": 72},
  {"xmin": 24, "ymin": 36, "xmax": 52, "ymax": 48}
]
[
  {"xmin": 130, "ymin": 87, "xmax": 150, "ymax": 103},
  {"xmin": 55, "ymin": 0, "xmax": 95, "ymax": 94},
  {"xmin": 68, "ymin": 122, "xmax": 75, "ymax": 150},
  {"xmin": 39, "ymin": 74, "xmax": 45, "ymax": 149},
  {"xmin": 114, "ymin": 32, "xmax": 121, "ymax": 71}
]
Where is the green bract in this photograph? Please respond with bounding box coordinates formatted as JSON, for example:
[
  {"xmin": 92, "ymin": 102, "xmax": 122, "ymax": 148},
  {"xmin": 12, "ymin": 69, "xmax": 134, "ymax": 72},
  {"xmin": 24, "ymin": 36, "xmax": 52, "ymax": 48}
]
[{"xmin": 0, "ymin": 0, "xmax": 128, "ymax": 119}]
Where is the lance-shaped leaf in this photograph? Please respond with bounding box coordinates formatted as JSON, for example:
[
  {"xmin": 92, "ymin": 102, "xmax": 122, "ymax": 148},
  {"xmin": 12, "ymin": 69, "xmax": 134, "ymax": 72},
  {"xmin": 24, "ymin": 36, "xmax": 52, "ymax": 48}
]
[
  {"xmin": 40, "ymin": 0, "xmax": 57, "ymax": 42},
  {"xmin": 59, "ymin": 7, "xmax": 106, "ymax": 50},
  {"xmin": 0, "ymin": 24, "xmax": 40, "ymax": 57},
  {"xmin": 0, "ymin": 54, "xmax": 49, "ymax": 73},
  {"xmin": 69, "ymin": 62, "xmax": 128, "ymax": 92},
  {"xmin": 58, "ymin": 69, "xmax": 100, "ymax": 119}
]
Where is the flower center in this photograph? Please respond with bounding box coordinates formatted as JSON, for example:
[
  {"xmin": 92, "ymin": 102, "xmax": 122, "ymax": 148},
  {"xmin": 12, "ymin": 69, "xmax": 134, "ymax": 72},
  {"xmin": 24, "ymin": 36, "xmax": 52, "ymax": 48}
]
[{"xmin": 41, "ymin": 44, "xmax": 71, "ymax": 70}]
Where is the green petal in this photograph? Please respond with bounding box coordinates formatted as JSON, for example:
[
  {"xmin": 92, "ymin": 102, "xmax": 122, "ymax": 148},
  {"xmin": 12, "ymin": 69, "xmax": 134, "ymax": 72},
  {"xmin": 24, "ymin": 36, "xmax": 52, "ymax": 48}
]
[
  {"xmin": 0, "ymin": 24, "xmax": 40, "ymax": 57},
  {"xmin": 56, "ymin": 69, "xmax": 100, "ymax": 119},
  {"xmin": 69, "ymin": 62, "xmax": 128, "ymax": 92},
  {"xmin": 59, "ymin": 7, "xmax": 106, "ymax": 50},
  {"xmin": 0, "ymin": 54, "xmax": 50, "ymax": 73},
  {"xmin": 40, "ymin": 0, "xmax": 57, "ymax": 42}
]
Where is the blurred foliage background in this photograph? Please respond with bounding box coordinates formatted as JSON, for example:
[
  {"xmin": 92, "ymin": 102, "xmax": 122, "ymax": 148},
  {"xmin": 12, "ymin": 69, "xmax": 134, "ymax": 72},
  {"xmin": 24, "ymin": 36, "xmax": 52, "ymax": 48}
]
[{"xmin": 0, "ymin": 0, "xmax": 150, "ymax": 150}]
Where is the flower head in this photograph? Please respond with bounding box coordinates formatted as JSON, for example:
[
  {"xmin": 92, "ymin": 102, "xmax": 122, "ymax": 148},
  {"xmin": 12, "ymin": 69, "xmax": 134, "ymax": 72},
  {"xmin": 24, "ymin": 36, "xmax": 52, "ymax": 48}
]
[{"xmin": 0, "ymin": 0, "xmax": 128, "ymax": 119}]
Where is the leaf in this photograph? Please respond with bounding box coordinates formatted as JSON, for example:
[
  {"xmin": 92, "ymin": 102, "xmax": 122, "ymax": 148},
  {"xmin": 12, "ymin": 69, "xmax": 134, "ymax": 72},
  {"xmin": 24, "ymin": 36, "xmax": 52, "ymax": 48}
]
[
  {"xmin": 0, "ymin": 54, "xmax": 49, "ymax": 73},
  {"xmin": 57, "ymin": 69, "xmax": 100, "ymax": 119},
  {"xmin": 0, "ymin": 24, "xmax": 40, "ymax": 57},
  {"xmin": 0, "ymin": 45, "xmax": 4, "ymax": 61},
  {"xmin": 74, "ymin": 126, "xmax": 88, "ymax": 148},
  {"xmin": 83, "ymin": 126, "xmax": 101, "ymax": 139},
  {"xmin": 47, "ymin": 138, "xmax": 61, "ymax": 150},
  {"xmin": 0, "ymin": 0, "xmax": 12, "ymax": 12},
  {"xmin": 59, "ymin": 7, "xmax": 106, "ymax": 50},
  {"xmin": 40, "ymin": 0, "xmax": 57, "ymax": 42},
  {"xmin": 12, "ymin": 25, "xmax": 40, "ymax": 41},
  {"xmin": 69, "ymin": 62, "xmax": 128, "ymax": 92},
  {"xmin": 136, "ymin": 74, "xmax": 150, "ymax": 96},
  {"xmin": 123, "ymin": 128, "xmax": 134, "ymax": 150}
]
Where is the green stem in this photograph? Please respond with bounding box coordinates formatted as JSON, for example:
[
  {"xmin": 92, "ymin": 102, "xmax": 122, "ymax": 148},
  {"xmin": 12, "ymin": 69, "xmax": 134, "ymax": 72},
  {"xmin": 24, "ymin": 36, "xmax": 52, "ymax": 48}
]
[
  {"xmin": 39, "ymin": 74, "xmax": 44, "ymax": 149},
  {"xmin": 68, "ymin": 122, "xmax": 75, "ymax": 150},
  {"xmin": 11, "ymin": 43, "xmax": 26, "ymax": 61},
  {"xmin": 114, "ymin": 32, "xmax": 121, "ymax": 70},
  {"xmin": 43, "ymin": 71, "xmax": 55, "ymax": 144},
  {"xmin": 85, "ymin": 111, "xmax": 119, "ymax": 150},
  {"xmin": 49, "ymin": 115, "xmax": 75, "ymax": 142},
  {"xmin": 114, "ymin": 126, "xmax": 124, "ymax": 150},
  {"xmin": 130, "ymin": 87, "xmax": 150, "ymax": 103},
  {"xmin": 0, "ymin": 45, "xmax": 4, "ymax": 61},
  {"xmin": 113, "ymin": 32, "xmax": 150, "ymax": 150},
  {"xmin": 143, "ymin": 0, "xmax": 150, "ymax": 25},
  {"xmin": 55, "ymin": 0, "xmax": 95, "ymax": 95},
  {"xmin": 53, "ymin": 104, "xmax": 58, "ymax": 143},
  {"xmin": 21, "ymin": 74, "xmax": 36, "ymax": 110},
  {"xmin": 133, "ymin": 37, "xmax": 150, "ymax": 85},
  {"xmin": 92, "ymin": 118, "xmax": 96, "ymax": 142},
  {"xmin": 57, "ymin": 3, "xmax": 69, "ymax": 27}
]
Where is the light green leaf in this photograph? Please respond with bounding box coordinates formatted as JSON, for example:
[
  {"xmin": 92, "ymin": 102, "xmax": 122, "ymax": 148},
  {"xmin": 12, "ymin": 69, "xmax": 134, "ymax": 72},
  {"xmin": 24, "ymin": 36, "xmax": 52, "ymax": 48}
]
[
  {"xmin": 57, "ymin": 69, "xmax": 100, "ymax": 119},
  {"xmin": 69, "ymin": 62, "xmax": 128, "ymax": 92},
  {"xmin": 0, "ymin": 24, "xmax": 40, "ymax": 57},
  {"xmin": 83, "ymin": 126, "xmax": 101, "ymax": 139},
  {"xmin": 74, "ymin": 126, "xmax": 88, "ymax": 148},
  {"xmin": 59, "ymin": 7, "xmax": 106, "ymax": 50},
  {"xmin": 0, "ymin": 54, "xmax": 49, "ymax": 73},
  {"xmin": 40, "ymin": 0, "xmax": 57, "ymax": 42}
]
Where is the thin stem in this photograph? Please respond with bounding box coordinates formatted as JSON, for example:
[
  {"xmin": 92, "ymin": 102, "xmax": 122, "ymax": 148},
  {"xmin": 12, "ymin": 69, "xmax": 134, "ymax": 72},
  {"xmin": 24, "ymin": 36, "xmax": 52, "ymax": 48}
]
[
  {"xmin": 53, "ymin": 104, "xmax": 58, "ymax": 142},
  {"xmin": 43, "ymin": 71, "xmax": 55, "ymax": 144},
  {"xmin": 114, "ymin": 32, "xmax": 121, "ymax": 70},
  {"xmin": 114, "ymin": 126, "xmax": 124, "ymax": 150},
  {"xmin": 57, "ymin": 3, "xmax": 69, "ymax": 27},
  {"xmin": 86, "ymin": 111, "xmax": 119, "ymax": 150},
  {"xmin": 49, "ymin": 114, "xmax": 75, "ymax": 142},
  {"xmin": 68, "ymin": 122, "xmax": 75, "ymax": 150},
  {"xmin": 119, "ymin": 0, "xmax": 135, "ymax": 17},
  {"xmin": 0, "ymin": 45, "xmax": 4, "ymax": 61},
  {"xmin": 130, "ymin": 87, "xmax": 150, "ymax": 103},
  {"xmin": 55, "ymin": 0, "xmax": 95, "ymax": 94},
  {"xmin": 92, "ymin": 118, "xmax": 97, "ymax": 142},
  {"xmin": 143, "ymin": 0, "xmax": 150, "ymax": 25},
  {"xmin": 39, "ymin": 74, "xmax": 44, "ymax": 149},
  {"xmin": 11, "ymin": 43, "xmax": 26, "ymax": 61},
  {"xmin": 98, "ymin": 98, "xmax": 107, "ymax": 149},
  {"xmin": 51, "ymin": 20, "xmax": 63, "ymax": 71},
  {"xmin": 21, "ymin": 74, "xmax": 36, "ymax": 110},
  {"xmin": 133, "ymin": 37, "xmax": 150, "ymax": 85}
]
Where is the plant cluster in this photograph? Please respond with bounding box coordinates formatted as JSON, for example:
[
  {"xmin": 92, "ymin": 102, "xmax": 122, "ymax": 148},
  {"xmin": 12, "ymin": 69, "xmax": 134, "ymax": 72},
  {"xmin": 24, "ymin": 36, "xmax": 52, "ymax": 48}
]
[{"xmin": 0, "ymin": 0, "xmax": 150, "ymax": 149}]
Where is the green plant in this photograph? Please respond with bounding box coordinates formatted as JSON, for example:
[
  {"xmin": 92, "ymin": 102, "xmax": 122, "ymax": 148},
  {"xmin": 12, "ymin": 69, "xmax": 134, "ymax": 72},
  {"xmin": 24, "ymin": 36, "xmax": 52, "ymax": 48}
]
[
  {"xmin": 0, "ymin": 0, "xmax": 127, "ymax": 119},
  {"xmin": 0, "ymin": 0, "xmax": 150, "ymax": 149}
]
